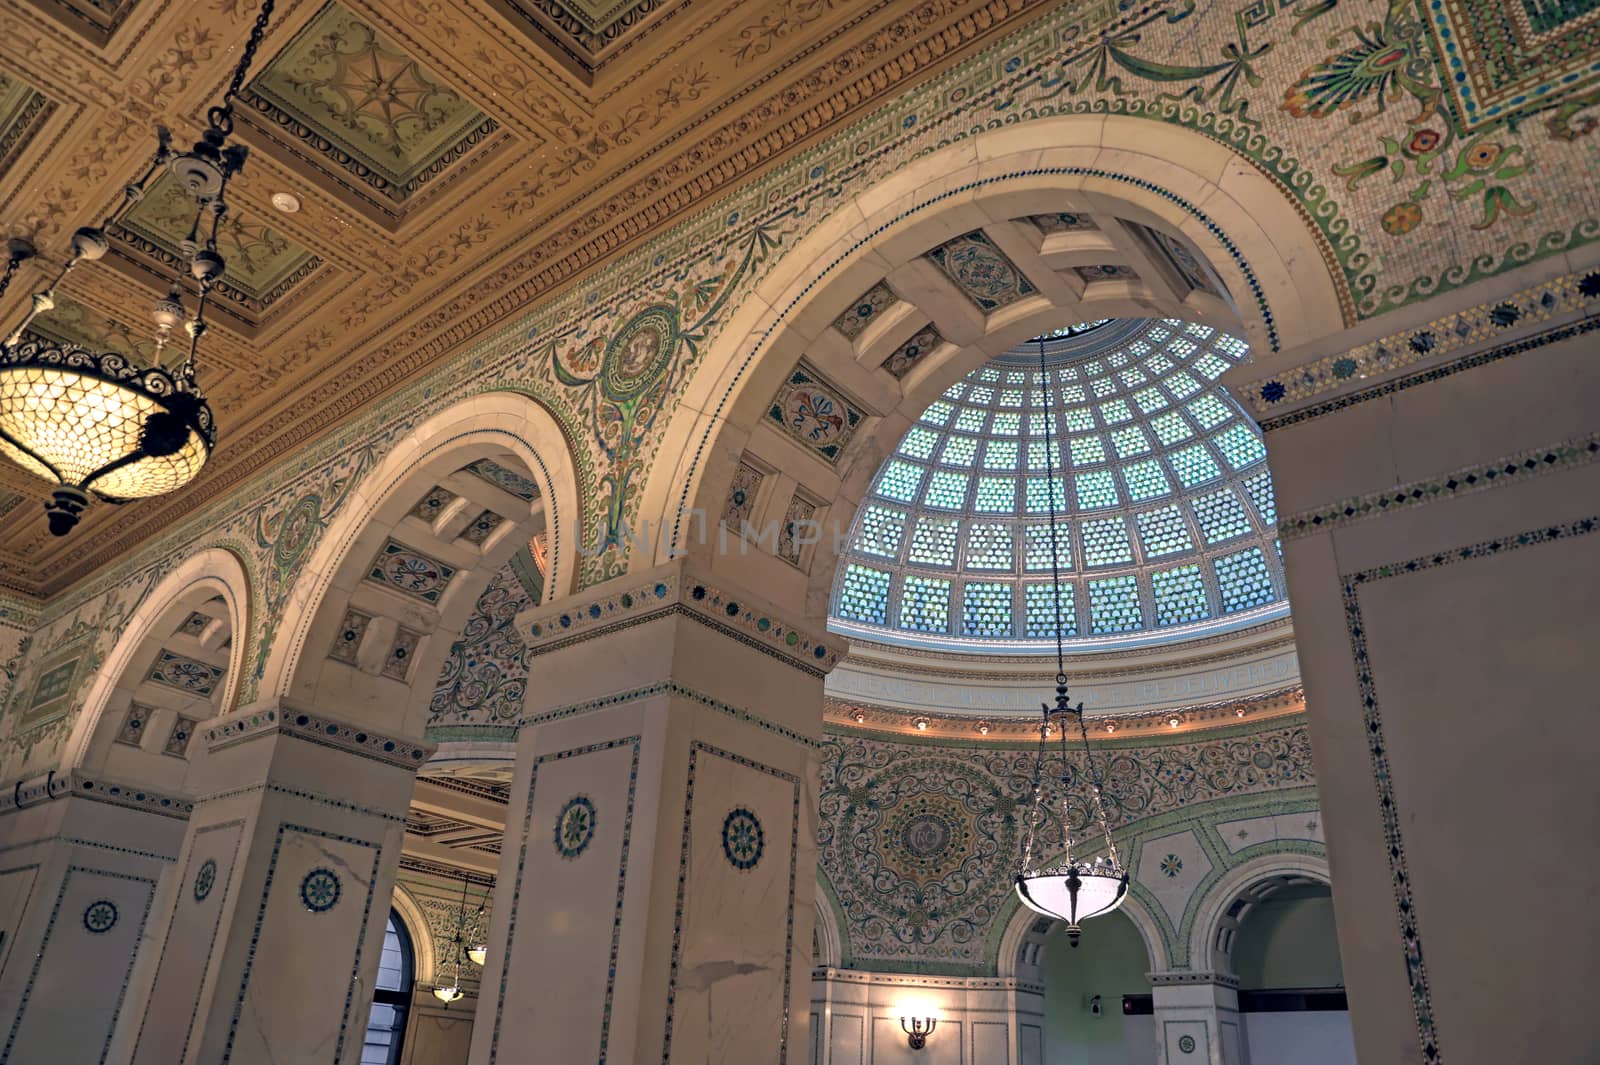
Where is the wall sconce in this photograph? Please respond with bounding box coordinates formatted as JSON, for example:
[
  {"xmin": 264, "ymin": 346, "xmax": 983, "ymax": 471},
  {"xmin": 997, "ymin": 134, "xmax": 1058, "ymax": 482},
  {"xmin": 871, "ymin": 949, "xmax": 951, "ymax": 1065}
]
[{"xmin": 899, "ymin": 1001, "xmax": 939, "ymax": 1050}]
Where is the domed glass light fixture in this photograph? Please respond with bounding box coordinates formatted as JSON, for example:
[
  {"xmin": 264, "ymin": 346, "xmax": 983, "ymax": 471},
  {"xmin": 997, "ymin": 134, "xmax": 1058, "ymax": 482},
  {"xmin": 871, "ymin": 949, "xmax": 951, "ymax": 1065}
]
[
  {"xmin": 431, "ymin": 877, "xmax": 484, "ymax": 1004},
  {"xmin": 0, "ymin": 0, "xmax": 279, "ymax": 534},
  {"xmin": 1014, "ymin": 337, "xmax": 1129, "ymax": 947}
]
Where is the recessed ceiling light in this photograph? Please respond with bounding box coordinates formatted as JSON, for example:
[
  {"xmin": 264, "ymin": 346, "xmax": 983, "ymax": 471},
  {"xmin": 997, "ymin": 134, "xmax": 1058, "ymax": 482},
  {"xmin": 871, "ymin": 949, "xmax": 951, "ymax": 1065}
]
[{"xmin": 270, "ymin": 192, "xmax": 301, "ymax": 214}]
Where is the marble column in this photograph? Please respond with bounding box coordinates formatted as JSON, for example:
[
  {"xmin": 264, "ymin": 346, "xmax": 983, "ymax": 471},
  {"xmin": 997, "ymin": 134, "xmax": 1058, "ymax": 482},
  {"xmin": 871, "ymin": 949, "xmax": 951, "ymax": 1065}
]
[
  {"xmin": 0, "ymin": 770, "xmax": 189, "ymax": 1065},
  {"xmin": 468, "ymin": 562, "xmax": 835, "ymax": 1065},
  {"xmin": 120, "ymin": 703, "xmax": 432, "ymax": 1065},
  {"xmin": 1245, "ymin": 286, "xmax": 1600, "ymax": 1065},
  {"xmin": 1149, "ymin": 972, "xmax": 1245, "ymax": 1065}
]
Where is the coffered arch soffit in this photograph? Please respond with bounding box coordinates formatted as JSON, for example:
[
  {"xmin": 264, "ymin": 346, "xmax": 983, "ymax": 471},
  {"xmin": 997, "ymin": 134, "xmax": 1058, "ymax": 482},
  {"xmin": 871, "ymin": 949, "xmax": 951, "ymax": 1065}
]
[{"xmin": 642, "ymin": 117, "xmax": 1341, "ymax": 622}]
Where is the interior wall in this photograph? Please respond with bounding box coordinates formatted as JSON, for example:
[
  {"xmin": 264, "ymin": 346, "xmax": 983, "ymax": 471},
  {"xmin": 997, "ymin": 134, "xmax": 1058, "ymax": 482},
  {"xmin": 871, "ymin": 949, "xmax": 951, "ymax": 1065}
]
[
  {"xmin": 1231, "ymin": 885, "xmax": 1343, "ymax": 990},
  {"xmin": 1041, "ymin": 912, "xmax": 1154, "ymax": 1065}
]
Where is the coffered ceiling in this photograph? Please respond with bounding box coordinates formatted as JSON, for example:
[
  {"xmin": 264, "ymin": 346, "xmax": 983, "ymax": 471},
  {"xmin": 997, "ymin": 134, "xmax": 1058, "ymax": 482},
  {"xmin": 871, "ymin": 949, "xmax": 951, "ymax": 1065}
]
[{"xmin": 0, "ymin": 0, "xmax": 1055, "ymax": 599}]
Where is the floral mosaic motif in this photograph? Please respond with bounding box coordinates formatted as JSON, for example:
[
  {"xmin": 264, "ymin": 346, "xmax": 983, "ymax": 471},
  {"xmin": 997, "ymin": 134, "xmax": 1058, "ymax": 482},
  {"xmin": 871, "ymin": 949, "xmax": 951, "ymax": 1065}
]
[
  {"xmin": 178, "ymin": 611, "xmax": 211, "ymax": 637},
  {"xmin": 1030, "ymin": 212, "xmax": 1097, "ymax": 233},
  {"xmin": 723, "ymin": 460, "xmax": 765, "ymax": 530},
  {"xmin": 328, "ymin": 610, "xmax": 371, "ymax": 665},
  {"xmin": 148, "ymin": 650, "xmax": 224, "ymax": 697},
  {"xmin": 382, "ymin": 626, "xmax": 423, "ymax": 681},
  {"xmin": 557, "ymin": 224, "xmax": 777, "ymax": 577},
  {"xmin": 883, "ymin": 324, "xmax": 944, "ymax": 380},
  {"xmin": 300, "ymin": 868, "xmax": 342, "ymax": 913},
  {"xmin": 767, "ymin": 362, "xmax": 865, "ymax": 465},
  {"xmin": 1160, "ymin": 853, "xmax": 1183, "ymax": 878},
  {"xmin": 428, "ymin": 553, "xmax": 540, "ymax": 726},
  {"xmin": 462, "ymin": 459, "xmax": 541, "ymax": 503},
  {"xmin": 410, "ymin": 485, "xmax": 458, "ymax": 523},
  {"xmin": 819, "ymin": 724, "xmax": 1315, "ymax": 966},
  {"xmin": 82, "ymin": 899, "xmax": 118, "ymax": 934},
  {"xmin": 721, "ymin": 807, "xmax": 764, "ymax": 871},
  {"xmin": 778, "ymin": 495, "xmax": 818, "ymax": 565},
  {"xmin": 194, "ymin": 858, "xmax": 217, "ymax": 902},
  {"xmin": 926, "ymin": 230, "xmax": 1038, "ymax": 312},
  {"xmin": 164, "ymin": 715, "xmax": 197, "ymax": 757},
  {"xmin": 367, "ymin": 539, "xmax": 457, "ymax": 603},
  {"xmin": 459, "ymin": 509, "xmax": 505, "ymax": 547},
  {"xmin": 833, "ymin": 282, "xmax": 900, "ymax": 341},
  {"xmin": 116, "ymin": 702, "xmax": 150, "ymax": 747},
  {"xmin": 1179, "ymin": 1034, "xmax": 1197, "ymax": 1054},
  {"xmin": 555, "ymin": 795, "xmax": 597, "ymax": 858}
]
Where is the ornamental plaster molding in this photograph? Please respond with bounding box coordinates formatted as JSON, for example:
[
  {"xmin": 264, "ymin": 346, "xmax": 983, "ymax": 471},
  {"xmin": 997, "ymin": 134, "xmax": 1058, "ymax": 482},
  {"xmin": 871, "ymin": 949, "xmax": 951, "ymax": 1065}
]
[
  {"xmin": 204, "ymin": 702, "xmax": 435, "ymax": 771},
  {"xmin": 811, "ymin": 967, "xmax": 1042, "ymax": 994},
  {"xmin": 0, "ymin": 768, "xmax": 192, "ymax": 818},
  {"xmin": 1149, "ymin": 970, "xmax": 1240, "ymax": 989}
]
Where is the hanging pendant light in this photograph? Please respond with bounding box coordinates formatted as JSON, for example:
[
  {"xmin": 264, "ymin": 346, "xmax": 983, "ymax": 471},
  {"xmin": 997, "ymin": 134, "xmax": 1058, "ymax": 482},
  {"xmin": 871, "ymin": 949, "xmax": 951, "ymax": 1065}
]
[
  {"xmin": 1013, "ymin": 337, "xmax": 1129, "ymax": 947},
  {"xmin": 431, "ymin": 877, "xmax": 481, "ymax": 1004},
  {"xmin": 0, "ymin": 0, "xmax": 279, "ymax": 534}
]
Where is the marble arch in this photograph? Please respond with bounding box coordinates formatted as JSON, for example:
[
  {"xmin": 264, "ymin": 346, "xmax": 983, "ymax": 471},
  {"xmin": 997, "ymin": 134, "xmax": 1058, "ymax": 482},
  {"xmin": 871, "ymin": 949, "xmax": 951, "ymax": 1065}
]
[
  {"xmin": 61, "ymin": 546, "xmax": 250, "ymax": 781},
  {"xmin": 1187, "ymin": 852, "xmax": 1332, "ymax": 978},
  {"xmin": 256, "ymin": 391, "xmax": 582, "ymax": 737},
  {"xmin": 639, "ymin": 114, "xmax": 1343, "ymax": 621}
]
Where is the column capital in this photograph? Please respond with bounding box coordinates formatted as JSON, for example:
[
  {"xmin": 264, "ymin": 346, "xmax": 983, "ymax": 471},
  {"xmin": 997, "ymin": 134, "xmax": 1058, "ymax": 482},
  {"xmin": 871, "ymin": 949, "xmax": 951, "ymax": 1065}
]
[
  {"xmin": 0, "ymin": 767, "xmax": 192, "ymax": 818},
  {"xmin": 515, "ymin": 559, "xmax": 843, "ymax": 677},
  {"xmin": 203, "ymin": 698, "xmax": 437, "ymax": 770}
]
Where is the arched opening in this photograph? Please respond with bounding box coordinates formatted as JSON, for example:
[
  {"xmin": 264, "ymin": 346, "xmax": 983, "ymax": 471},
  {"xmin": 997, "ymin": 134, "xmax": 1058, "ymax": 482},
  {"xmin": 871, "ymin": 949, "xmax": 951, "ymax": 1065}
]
[
  {"xmin": 639, "ymin": 115, "xmax": 1341, "ymax": 625},
  {"xmin": 65, "ymin": 546, "xmax": 251, "ymax": 793},
  {"xmin": 1228, "ymin": 879, "xmax": 1353, "ymax": 1065},
  {"xmin": 363, "ymin": 909, "xmax": 416, "ymax": 1065},
  {"xmin": 259, "ymin": 392, "xmax": 583, "ymax": 739},
  {"xmin": 1039, "ymin": 910, "xmax": 1155, "ymax": 1065}
]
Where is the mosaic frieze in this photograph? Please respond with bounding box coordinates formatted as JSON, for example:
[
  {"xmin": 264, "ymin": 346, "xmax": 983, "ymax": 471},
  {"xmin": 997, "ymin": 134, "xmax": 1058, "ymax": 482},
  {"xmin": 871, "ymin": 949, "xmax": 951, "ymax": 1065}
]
[
  {"xmin": 148, "ymin": 651, "xmax": 225, "ymax": 696},
  {"xmin": 367, "ymin": 539, "xmax": 457, "ymax": 603},
  {"xmin": 927, "ymin": 230, "xmax": 1037, "ymax": 312},
  {"xmin": 459, "ymin": 510, "xmax": 505, "ymax": 547},
  {"xmin": 463, "ymin": 459, "xmax": 540, "ymax": 503},
  {"xmin": 818, "ymin": 721, "xmax": 1316, "ymax": 969},
  {"xmin": 1031, "ymin": 212, "xmax": 1097, "ymax": 234},
  {"xmin": 410, "ymin": 485, "xmax": 458, "ymax": 523},
  {"xmin": 883, "ymin": 324, "xmax": 944, "ymax": 380},
  {"xmin": 428, "ymin": 552, "xmax": 540, "ymax": 726},
  {"xmin": 832, "ymin": 282, "xmax": 900, "ymax": 341},
  {"xmin": 766, "ymin": 362, "xmax": 865, "ymax": 465}
]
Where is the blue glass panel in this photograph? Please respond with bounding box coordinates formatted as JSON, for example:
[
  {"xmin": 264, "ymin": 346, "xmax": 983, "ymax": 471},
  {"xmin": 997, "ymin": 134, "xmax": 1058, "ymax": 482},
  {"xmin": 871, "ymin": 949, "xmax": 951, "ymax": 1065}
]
[
  {"xmin": 1081, "ymin": 517, "xmax": 1133, "ymax": 567},
  {"xmin": 983, "ymin": 438, "xmax": 1019, "ymax": 470},
  {"xmin": 1152, "ymin": 565, "xmax": 1209, "ymax": 626},
  {"xmin": 1243, "ymin": 469, "xmax": 1277, "ymax": 526},
  {"xmin": 899, "ymin": 574, "xmax": 951, "ymax": 632},
  {"xmin": 1070, "ymin": 435, "xmax": 1106, "ymax": 466},
  {"xmin": 964, "ymin": 524, "xmax": 1014, "ymax": 570},
  {"xmin": 1088, "ymin": 576, "xmax": 1142, "ymax": 634},
  {"xmin": 973, "ymin": 476, "xmax": 1016, "ymax": 513},
  {"xmin": 1110, "ymin": 426, "xmax": 1150, "ymax": 458},
  {"xmin": 1123, "ymin": 459, "xmax": 1172, "ymax": 502},
  {"xmin": 876, "ymin": 460, "xmax": 925, "ymax": 502},
  {"xmin": 1168, "ymin": 444, "xmax": 1223, "ymax": 487},
  {"xmin": 1025, "ymin": 477, "xmax": 1067, "ymax": 514},
  {"xmin": 1215, "ymin": 547, "xmax": 1275, "ymax": 613},
  {"xmin": 908, "ymin": 517, "xmax": 959, "ymax": 566},
  {"xmin": 1024, "ymin": 582, "xmax": 1077, "ymax": 637},
  {"xmin": 899, "ymin": 426, "xmax": 939, "ymax": 460},
  {"xmin": 963, "ymin": 581, "xmax": 1013, "ymax": 636},
  {"xmin": 1185, "ymin": 393, "xmax": 1232, "ymax": 430},
  {"xmin": 1150, "ymin": 411, "xmax": 1195, "ymax": 447},
  {"xmin": 1135, "ymin": 505, "xmax": 1193, "ymax": 557},
  {"xmin": 1023, "ymin": 523, "xmax": 1073, "ymax": 571},
  {"xmin": 920, "ymin": 401, "xmax": 954, "ymax": 426},
  {"xmin": 837, "ymin": 564, "xmax": 890, "ymax": 623},
  {"xmin": 1074, "ymin": 470, "xmax": 1119, "ymax": 509},
  {"xmin": 856, "ymin": 505, "xmax": 908, "ymax": 558},
  {"xmin": 940, "ymin": 434, "xmax": 979, "ymax": 467},
  {"xmin": 1212, "ymin": 422, "xmax": 1267, "ymax": 470},
  {"xmin": 924, "ymin": 470, "xmax": 970, "ymax": 509},
  {"xmin": 1190, "ymin": 488, "xmax": 1252, "ymax": 544}
]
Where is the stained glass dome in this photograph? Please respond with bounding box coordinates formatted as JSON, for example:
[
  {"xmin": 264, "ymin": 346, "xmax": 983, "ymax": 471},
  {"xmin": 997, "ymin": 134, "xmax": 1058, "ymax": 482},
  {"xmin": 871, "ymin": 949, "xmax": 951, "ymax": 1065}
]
[{"xmin": 828, "ymin": 318, "xmax": 1286, "ymax": 653}]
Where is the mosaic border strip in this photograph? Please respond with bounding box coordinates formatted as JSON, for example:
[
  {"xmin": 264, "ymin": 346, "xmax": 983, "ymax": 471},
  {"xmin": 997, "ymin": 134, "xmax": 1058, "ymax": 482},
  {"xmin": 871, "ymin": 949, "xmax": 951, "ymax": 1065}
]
[
  {"xmin": 662, "ymin": 741, "xmax": 801, "ymax": 1064},
  {"xmin": 1282, "ymin": 434, "xmax": 1600, "ymax": 540},
  {"xmin": 194, "ymin": 781, "xmax": 409, "ymax": 824},
  {"xmin": 221, "ymin": 822, "xmax": 383, "ymax": 1065},
  {"xmin": 518, "ymin": 680, "xmax": 822, "ymax": 750},
  {"xmin": 0, "ymin": 864, "xmax": 157, "ymax": 1065},
  {"xmin": 0, "ymin": 769, "xmax": 192, "ymax": 818},
  {"xmin": 1248, "ymin": 270, "xmax": 1600, "ymax": 418},
  {"xmin": 1340, "ymin": 515, "xmax": 1600, "ymax": 1065},
  {"xmin": 204, "ymin": 706, "xmax": 432, "ymax": 770},
  {"xmin": 598, "ymin": 741, "xmax": 640, "ymax": 1064},
  {"xmin": 487, "ymin": 736, "xmax": 641, "ymax": 1065}
]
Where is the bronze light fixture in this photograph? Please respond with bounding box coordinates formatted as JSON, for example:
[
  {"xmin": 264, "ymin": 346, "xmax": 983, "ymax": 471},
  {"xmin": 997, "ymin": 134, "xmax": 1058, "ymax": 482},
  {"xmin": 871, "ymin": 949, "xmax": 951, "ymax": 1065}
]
[{"xmin": 0, "ymin": 0, "xmax": 279, "ymax": 534}]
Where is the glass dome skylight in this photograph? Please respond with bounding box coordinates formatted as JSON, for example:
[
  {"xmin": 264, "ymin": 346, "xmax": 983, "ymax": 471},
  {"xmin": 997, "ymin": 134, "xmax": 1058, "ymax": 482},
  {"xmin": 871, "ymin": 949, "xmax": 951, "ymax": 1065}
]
[{"xmin": 829, "ymin": 318, "xmax": 1286, "ymax": 653}]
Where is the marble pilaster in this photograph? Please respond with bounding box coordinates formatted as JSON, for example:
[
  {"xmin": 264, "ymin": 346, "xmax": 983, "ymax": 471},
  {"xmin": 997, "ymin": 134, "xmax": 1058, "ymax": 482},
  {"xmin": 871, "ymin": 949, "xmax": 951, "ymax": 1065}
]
[
  {"xmin": 0, "ymin": 771, "xmax": 190, "ymax": 1065},
  {"xmin": 1148, "ymin": 971, "xmax": 1245, "ymax": 1065},
  {"xmin": 468, "ymin": 562, "xmax": 834, "ymax": 1065},
  {"xmin": 120, "ymin": 703, "xmax": 432, "ymax": 1065}
]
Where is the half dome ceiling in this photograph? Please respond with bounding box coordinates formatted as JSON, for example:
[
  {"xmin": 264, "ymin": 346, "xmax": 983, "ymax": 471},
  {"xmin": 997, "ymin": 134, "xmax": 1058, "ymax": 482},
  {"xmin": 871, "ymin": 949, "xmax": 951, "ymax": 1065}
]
[{"xmin": 828, "ymin": 318, "xmax": 1287, "ymax": 654}]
